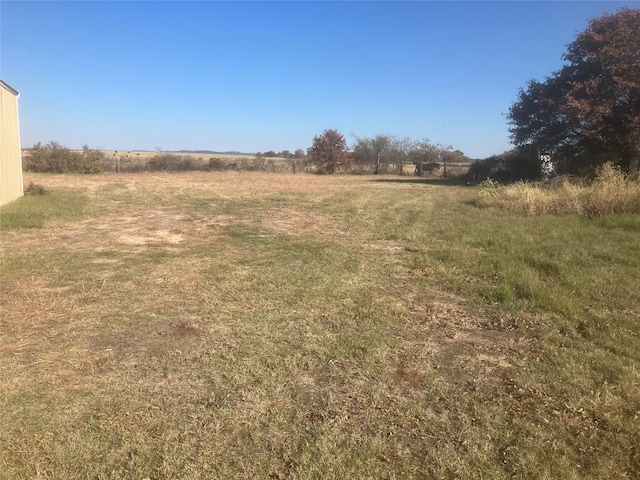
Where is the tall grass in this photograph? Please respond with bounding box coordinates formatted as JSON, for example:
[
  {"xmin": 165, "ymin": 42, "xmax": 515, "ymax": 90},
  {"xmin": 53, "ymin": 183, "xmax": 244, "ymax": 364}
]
[{"xmin": 479, "ymin": 163, "xmax": 640, "ymax": 216}]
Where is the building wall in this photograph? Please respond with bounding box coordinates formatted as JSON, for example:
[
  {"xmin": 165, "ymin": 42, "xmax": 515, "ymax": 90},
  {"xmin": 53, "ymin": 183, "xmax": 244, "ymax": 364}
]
[{"xmin": 0, "ymin": 81, "xmax": 24, "ymax": 206}]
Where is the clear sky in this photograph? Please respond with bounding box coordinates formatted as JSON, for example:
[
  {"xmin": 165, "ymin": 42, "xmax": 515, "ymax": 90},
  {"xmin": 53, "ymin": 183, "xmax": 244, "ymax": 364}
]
[{"xmin": 1, "ymin": 1, "xmax": 636, "ymax": 158}]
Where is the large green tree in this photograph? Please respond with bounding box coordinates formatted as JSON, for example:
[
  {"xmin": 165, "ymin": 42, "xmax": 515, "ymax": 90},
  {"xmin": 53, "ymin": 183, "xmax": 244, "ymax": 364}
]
[{"xmin": 508, "ymin": 8, "xmax": 640, "ymax": 174}]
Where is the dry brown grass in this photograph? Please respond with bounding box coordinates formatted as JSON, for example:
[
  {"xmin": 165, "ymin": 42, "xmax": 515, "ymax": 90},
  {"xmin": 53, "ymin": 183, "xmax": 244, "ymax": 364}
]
[
  {"xmin": 0, "ymin": 173, "xmax": 510, "ymax": 478},
  {"xmin": 479, "ymin": 163, "xmax": 640, "ymax": 216},
  {"xmin": 1, "ymin": 171, "xmax": 638, "ymax": 479}
]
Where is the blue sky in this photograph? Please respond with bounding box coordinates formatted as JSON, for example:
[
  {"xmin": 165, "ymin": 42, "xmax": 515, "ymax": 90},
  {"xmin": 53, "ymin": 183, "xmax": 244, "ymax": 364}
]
[{"xmin": 1, "ymin": 1, "xmax": 636, "ymax": 158}]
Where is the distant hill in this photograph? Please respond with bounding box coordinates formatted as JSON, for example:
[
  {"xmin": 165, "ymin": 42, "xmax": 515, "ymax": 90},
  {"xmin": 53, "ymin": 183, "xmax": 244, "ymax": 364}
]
[{"xmin": 176, "ymin": 150, "xmax": 251, "ymax": 155}]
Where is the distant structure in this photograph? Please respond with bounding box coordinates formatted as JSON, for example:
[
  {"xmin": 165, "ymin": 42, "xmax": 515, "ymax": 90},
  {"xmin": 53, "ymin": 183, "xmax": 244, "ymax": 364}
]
[
  {"xmin": 539, "ymin": 150, "xmax": 554, "ymax": 178},
  {"xmin": 0, "ymin": 80, "xmax": 23, "ymax": 206},
  {"xmin": 415, "ymin": 162, "xmax": 441, "ymax": 176}
]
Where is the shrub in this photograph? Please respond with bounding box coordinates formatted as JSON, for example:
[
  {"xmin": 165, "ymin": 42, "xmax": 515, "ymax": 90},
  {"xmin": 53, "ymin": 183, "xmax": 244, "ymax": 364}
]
[
  {"xmin": 24, "ymin": 181, "xmax": 48, "ymax": 196},
  {"xmin": 144, "ymin": 153, "xmax": 210, "ymax": 172},
  {"xmin": 24, "ymin": 142, "xmax": 104, "ymax": 174},
  {"xmin": 77, "ymin": 145, "xmax": 104, "ymax": 173},
  {"xmin": 26, "ymin": 141, "xmax": 72, "ymax": 173},
  {"xmin": 146, "ymin": 153, "xmax": 174, "ymax": 172},
  {"xmin": 208, "ymin": 157, "xmax": 226, "ymax": 171}
]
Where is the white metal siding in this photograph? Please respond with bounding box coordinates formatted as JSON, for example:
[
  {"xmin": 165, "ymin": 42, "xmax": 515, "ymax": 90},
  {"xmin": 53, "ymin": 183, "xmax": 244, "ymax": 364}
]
[{"xmin": 0, "ymin": 81, "xmax": 23, "ymax": 206}]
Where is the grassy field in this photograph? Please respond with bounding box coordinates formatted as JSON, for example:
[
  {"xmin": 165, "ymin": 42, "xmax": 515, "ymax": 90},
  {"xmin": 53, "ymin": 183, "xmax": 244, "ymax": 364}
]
[{"xmin": 1, "ymin": 172, "xmax": 638, "ymax": 479}]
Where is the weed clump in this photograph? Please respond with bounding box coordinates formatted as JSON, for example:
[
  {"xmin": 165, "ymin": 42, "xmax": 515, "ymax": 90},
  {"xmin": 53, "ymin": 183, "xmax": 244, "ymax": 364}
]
[
  {"xmin": 24, "ymin": 181, "xmax": 48, "ymax": 196},
  {"xmin": 478, "ymin": 163, "xmax": 640, "ymax": 216}
]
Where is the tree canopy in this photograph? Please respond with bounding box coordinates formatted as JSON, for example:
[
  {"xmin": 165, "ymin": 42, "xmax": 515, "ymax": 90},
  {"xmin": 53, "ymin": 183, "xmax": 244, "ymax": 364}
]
[
  {"xmin": 308, "ymin": 129, "xmax": 350, "ymax": 173},
  {"xmin": 351, "ymin": 134, "xmax": 448, "ymax": 174},
  {"xmin": 508, "ymin": 8, "xmax": 640, "ymax": 174}
]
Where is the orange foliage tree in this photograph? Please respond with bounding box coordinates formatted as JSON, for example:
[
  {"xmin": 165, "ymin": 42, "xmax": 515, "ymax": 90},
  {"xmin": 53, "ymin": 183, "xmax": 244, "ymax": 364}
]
[
  {"xmin": 509, "ymin": 8, "xmax": 640, "ymax": 174},
  {"xmin": 308, "ymin": 129, "xmax": 350, "ymax": 174}
]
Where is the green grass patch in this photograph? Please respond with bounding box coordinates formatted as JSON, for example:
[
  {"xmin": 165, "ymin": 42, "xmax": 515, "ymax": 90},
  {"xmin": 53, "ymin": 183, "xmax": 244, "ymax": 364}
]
[{"xmin": 0, "ymin": 188, "xmax": 90, "ymax": 230}]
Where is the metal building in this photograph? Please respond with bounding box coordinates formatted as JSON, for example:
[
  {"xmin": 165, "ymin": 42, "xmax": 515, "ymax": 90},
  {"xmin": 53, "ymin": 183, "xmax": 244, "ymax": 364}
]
[{"xmin": 0, "ymin": 79, "xmax": 24, "ymax": 206}]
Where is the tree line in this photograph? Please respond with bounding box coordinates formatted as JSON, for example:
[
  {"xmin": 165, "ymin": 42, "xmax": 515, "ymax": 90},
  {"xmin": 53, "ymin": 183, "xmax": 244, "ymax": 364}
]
[
  {"xmin": 255, "ymin": 149, "xmax": 306, "ymax": 159},
  {"xmin": 22, "ymin": 137, "xmax": 469, "ymax": 177},
  {"xmin": 310, "ymin": 10, "xmax": 640, "ymax": 180},
  {"xmin": 306, "ymin": 8, "xmax": 638, "ymax": 181},
  {"xmin": 22, "ymin": 9, "xmax": 638, "ymax": 180},
  {"xmin": 307, "ymin": 129, "xmax": 469, "ymax": 175}
]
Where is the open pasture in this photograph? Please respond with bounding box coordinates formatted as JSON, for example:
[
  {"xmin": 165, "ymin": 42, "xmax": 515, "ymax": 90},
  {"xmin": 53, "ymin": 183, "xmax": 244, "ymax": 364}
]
[{"xmin": 1, "ymin": 172, "xmax": 638, "ymax": 479}]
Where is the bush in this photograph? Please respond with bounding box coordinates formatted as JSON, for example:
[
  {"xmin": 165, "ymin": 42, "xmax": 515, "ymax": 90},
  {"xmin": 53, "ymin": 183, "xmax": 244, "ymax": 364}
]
[
  {"xmin": 146, "ymin": 153, "xmax": 174, "ymax": 172},
  {"xmin": 208, "ymin": 157, "xmax": 227, "ymax": 171},
  {"xmin": 144, "ymin": 153, "xmax": 211, "ymax": 172},
  {"xmin": 24, "ymin": 181, "xmax": 47, "ymax": 196},
  {"xmin": 78, "ymin": 145, "xmax": 104, "ymax": 173},
  {"xmin": 24, "ymin": 142, "xmax": 104, "ymax": 174}
]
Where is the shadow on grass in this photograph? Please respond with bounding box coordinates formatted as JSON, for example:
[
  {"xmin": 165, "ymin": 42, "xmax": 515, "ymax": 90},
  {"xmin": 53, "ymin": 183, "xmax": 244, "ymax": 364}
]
[{"xmin": 369, "ymin": 176, "xmax": 477, "ymax": 187}]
